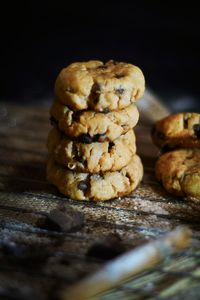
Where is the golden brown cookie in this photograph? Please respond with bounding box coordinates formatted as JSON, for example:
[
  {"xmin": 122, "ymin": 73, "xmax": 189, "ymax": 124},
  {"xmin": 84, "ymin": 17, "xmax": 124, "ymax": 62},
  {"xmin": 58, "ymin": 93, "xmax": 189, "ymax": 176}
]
[
  {"xmin": 151, "ymin": 112, "xmax": 200, "ymax": 150},
  {"xmin": 47, "ymin": 155, "xmax": 143, "ymax": 201},
  {"xmin": 155, "ymin": 149, "xmax": 200, "ymax": 198},
  {"xmin": 54, "ymin": 60, "xmax": 145, "ymax": 111},
  {"xmin": 50, "ymin": 100, "xmax": 139, "ymax": 142},
  {"xmin": 47, "ymin": 128, "xmax": 136, "ymax": 173}
]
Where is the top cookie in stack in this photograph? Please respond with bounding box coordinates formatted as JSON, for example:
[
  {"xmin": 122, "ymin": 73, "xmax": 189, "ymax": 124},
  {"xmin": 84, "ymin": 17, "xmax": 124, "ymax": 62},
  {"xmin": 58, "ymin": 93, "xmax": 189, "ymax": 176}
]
[{"xmin": 47, "ymin": 60, "xmax": 145, "ymax": 201}]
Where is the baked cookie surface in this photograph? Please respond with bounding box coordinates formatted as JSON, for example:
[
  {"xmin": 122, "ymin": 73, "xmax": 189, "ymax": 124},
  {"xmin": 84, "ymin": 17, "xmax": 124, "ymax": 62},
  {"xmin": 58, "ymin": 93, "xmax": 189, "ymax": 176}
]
[
  {"xmin": 47, "ymin": 155, "xmax": 143, "ymax": 201},
  {"xmin": 151, "ymin": 112, "xmax": 200, "ymax": 150},
  {"xmin": 54, "ymin": 60, "xmax": 145, "ymax": 111},
  {"xmin": 47, "ymin": 128, "xmax": 136, "ymax": 173},
  {"xmin": 50, "ymin": 101, "xmax": 139, "ymax": 142},
  {"xmin": 155, "ymin": 149, "xmax": 200, "ymax": 198}
]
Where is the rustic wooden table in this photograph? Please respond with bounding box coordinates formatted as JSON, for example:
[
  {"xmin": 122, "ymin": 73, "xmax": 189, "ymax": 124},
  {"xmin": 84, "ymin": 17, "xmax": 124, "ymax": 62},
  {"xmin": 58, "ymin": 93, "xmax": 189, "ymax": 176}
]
[{"xmin": 0, "ymin": 102, "xmax": 200, "ymax": 300}]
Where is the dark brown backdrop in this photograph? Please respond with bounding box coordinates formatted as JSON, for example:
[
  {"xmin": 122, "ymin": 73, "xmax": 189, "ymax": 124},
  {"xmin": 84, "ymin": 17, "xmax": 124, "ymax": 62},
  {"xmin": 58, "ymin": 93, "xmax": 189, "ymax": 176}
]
[{"xmin": 1, "ymin": 0, "xmax": 199, "ymax": 111}]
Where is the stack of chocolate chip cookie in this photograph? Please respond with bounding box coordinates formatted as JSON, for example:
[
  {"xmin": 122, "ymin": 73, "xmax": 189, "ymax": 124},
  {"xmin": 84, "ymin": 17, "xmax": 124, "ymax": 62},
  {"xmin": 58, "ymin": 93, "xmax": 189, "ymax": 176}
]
[
  {"xmin": 152, "ymin": 112, "xmax": 200, "ymax": 199},
  {"xmin": 47, "ymin": 60, "xmax": 145, "ymax": 201}
]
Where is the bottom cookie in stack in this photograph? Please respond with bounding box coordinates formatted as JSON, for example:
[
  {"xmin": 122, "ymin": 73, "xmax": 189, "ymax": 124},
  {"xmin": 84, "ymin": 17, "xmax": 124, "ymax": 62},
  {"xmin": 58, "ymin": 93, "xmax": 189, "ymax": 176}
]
[{"xmin": 47, "ymin": 154, "xmax": 143, "ymax": 201}]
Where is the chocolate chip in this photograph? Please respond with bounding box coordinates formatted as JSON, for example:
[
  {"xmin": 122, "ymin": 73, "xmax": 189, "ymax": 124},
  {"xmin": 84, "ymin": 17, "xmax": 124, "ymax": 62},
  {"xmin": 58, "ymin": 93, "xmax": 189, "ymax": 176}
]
[
  {"xmin": 115, "ymin": 74, "xmax": 125, "ymax": 79},
  {"xmin": 79, "ymin": 133, "xmax": 93, "ymax": 143},
  {"xmin": 78, "ymin": 133, "xmax": 107, "ymax": 143},
  {"xmin": 72, "ymin": 111, "xmax": 81, "ymax": 122},
  {"xmin": 92, "ymin": 82, "xmax": 101, "ymax": 93},
  {"xmin": 193, "ymin": 124, "xmax": 200, "ymax": 139},
  {"xmin": 93, "ymin": 94, "xmax": 99, "ymax": 104},
  {"xmin": 116, "ymin": 88, "xmax": 124, "ymax": 94},
  {"xmin": 78, "ymin": 181, "xmax": 88, "ymax": 191},
  {"xmin": 93, "ymin": 133, "xmax": 107, "ymax": 142},
  {"xmin": 86, "ymin": 234, "xmax": 126, "ymax": 261},
  {"xmin": 108, "ymin": 142, "xmax": 114, "ymax": 151},
  {"xmin": 103, "ymin": 108, "xmax": 110, "ymax": 113},
  {"xmin": 45, "ymin": 204, "xmax": 84, "ymax": 233},
  {"xmin": 184, "ymin": 117, "xmax": 189, "ymax": 129}
]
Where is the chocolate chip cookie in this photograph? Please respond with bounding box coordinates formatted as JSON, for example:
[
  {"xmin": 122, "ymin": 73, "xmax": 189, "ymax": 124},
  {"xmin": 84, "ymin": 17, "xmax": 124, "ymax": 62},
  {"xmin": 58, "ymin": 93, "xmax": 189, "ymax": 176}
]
[
  {"xmin": 47, "ymin": 128, "xmax": 136, "ymax": 173},
  {"xmin": 47, "ymin": 155, "xmax": 143, "ymax": 201},
  {"xmin": 155, "ymin": 149, "xmax": 200, "ymax": 198},
  {"xmin": 54, "ymin": 60, "xmax": 145, "ymax": 111},
  {"xmin": 50, "ymin": 100, "xmax": 139, "ymax": 142},
  {"xmin": 151, "ymin": 112, "xmax": 200, "ymax": 150}
]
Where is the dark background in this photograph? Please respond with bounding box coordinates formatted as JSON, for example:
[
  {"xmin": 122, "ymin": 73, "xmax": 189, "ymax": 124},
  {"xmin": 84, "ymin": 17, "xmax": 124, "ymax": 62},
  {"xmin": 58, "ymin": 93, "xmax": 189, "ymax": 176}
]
[{"xmin": 1, "ymin": 1, "xmax": 199, "ymax": 111}]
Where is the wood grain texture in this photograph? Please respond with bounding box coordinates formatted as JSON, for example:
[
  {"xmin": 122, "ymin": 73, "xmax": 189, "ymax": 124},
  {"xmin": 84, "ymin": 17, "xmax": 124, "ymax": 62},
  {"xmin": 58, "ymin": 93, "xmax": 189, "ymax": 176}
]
[{"xmin": 0, "ymin": 102, "xmax": 200, "ymax": 300}]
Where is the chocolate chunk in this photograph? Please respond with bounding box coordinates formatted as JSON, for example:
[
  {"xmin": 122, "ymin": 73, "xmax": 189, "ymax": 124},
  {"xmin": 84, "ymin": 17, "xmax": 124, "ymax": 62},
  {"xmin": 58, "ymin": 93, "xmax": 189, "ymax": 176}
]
[
  {"xmin": 44, "ymin": 204, "xmax": 84, "ymax": 233},
  {"xmin": 78, "ymin": 133, "xmax": 107, "ymax": 143},
  {"xmin": 108, "ymin": 142, "xmax": 114, "ymax": 151},
  {"xmin": 87, "ymin": 234, "xmax": 126, "ymax": 261},
  {"xmin": 103, "ymin": 108, "xmax": 110, "ymax": 113},
  {"xmin": 72, "ymin": 111, "xmax": 81, "ymax": 122},
  {"xmin": 93, "ymin": 94, "xmax": 99, "ymax": 104},
  {"xmin": 93, "ymin": 133, "xmax": 107, "ymax": 142},
  {"xmin": 193, "ymin": 124, "xmax": 200, "ymax": 139},
  {"xmin": 116, "ymin": 88, "xmax": 124, "ymax": 94},
  {"xmin": 78, "ymin": 181, "xmax": 88, "ymax": 191},
  {"xmin": 79, "ymin": 133, "xmax": 93, "ymax": 143},
  {"xmin": 115, "ymin": 74, "xmax": 125, "ymax": 79},
  {"xmin": 184, "ymin": 117, "xmax": 189, "ymax": 129},
  {"xmin": 92, "ymin": 82, "xmax": 101, "ymax": 93}
]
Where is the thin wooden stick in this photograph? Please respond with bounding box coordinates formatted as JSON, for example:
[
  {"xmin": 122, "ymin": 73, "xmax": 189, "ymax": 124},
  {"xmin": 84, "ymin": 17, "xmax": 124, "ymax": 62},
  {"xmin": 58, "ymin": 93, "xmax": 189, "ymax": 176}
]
[{"xmin": 61, "ymin": 226, "xmax": 191, "ymax": 300}]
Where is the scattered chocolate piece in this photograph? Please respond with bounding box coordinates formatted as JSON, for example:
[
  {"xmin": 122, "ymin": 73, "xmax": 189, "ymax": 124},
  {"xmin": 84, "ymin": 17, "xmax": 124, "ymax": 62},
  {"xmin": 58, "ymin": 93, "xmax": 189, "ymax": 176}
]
[
  {"xmin": 44, "ymin": 204, "xmax": 84, "ymax": 233},
  {"xmin": 86, "ymin": 234, "xmax": 126, "ymax": 261},
  {"xmin": 193, "ymin": 124, "xmax": 200, "ymax": 139}
]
